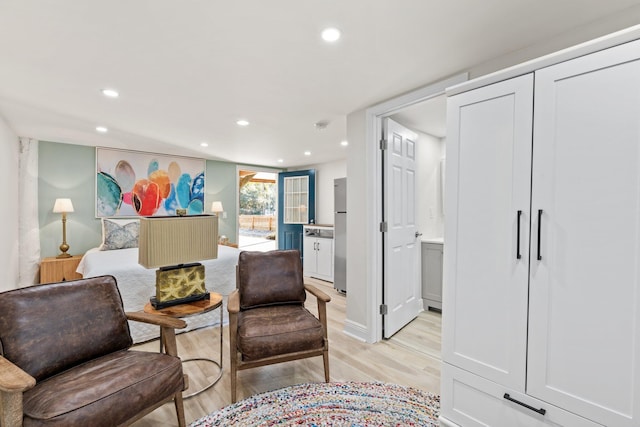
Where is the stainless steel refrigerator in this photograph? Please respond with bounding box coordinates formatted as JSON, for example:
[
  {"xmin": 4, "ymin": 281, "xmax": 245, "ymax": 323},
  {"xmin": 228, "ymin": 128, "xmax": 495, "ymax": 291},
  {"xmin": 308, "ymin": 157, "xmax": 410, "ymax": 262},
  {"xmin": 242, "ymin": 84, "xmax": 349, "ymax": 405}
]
[{"xmin": 334, "ymin": 178, "xmax": 347, "ymax": 293}]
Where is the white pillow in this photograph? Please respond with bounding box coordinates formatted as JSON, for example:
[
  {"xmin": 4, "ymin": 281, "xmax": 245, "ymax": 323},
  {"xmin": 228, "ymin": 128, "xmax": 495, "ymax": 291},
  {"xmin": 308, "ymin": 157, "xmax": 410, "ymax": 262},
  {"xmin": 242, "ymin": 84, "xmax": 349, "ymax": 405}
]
[{"xmin": 100, "ymin": 218, "xmax": 140, "ymax": 251}]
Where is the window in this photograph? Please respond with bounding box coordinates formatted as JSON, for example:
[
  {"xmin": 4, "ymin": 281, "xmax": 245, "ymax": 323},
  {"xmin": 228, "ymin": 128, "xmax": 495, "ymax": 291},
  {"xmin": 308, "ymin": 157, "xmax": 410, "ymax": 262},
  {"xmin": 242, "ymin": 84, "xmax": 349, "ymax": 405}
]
[{"xmin": 283, "ymin": 176, "xmax": 309, "ymax": 224}]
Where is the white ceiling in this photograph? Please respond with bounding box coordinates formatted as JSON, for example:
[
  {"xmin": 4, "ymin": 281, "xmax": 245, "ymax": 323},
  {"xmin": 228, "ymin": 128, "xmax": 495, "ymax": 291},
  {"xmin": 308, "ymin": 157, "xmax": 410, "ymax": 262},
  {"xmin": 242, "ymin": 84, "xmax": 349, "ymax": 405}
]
[{"xmin": 1, "ymin": 1, "xmax": 639, "ymax": 167}]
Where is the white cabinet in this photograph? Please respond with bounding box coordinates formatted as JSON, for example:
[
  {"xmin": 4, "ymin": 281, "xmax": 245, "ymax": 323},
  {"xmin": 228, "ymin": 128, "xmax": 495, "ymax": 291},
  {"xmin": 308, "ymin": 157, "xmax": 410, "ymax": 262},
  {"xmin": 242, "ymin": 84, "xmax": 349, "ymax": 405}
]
[
  {"xmin": 421, "ymin": 240, "xmax": 443, "ymax": 311},
  {"xmin": 444, "ymin": 74, "xmax": 533, "ymax": 391},
  {"xmin": 442, "ymin": 39, "xmax": 640, "ymax": 427},
  {"xmin": 303, "ymin": 226, "xmax": 334, "ymax": 282}
]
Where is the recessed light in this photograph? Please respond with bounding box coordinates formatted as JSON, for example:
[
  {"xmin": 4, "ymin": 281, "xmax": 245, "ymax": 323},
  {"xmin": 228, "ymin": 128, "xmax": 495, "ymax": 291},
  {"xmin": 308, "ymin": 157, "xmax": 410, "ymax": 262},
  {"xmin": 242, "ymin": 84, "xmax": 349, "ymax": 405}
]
[
  {"xmin": 96, "ymin": 126, "xmax": 108, "ymax": 133},
  {"xmin": 277, "ymin": 159, "xmax": 284, "ymax": 163},
  {"xmin": 101, "ymin": 88, "xmax": 119, "ymax": 98},
  {"xmin": 200, "ymin": 142, "xmax": 209, "ymax": 147},
  {"xmin": 321, "ymin": 27, "xmax": 341, "ymax": 42},
  {"xmin": 340, "ymin": 140, "xmax": 349, "ymax": 147},
  {"xmin": 304, "ymin": 151, "xmax": 311, "ymax": 156},
  {"xmin": 236, "ymin": 119, "xmax": 250, "ymax": 126}
]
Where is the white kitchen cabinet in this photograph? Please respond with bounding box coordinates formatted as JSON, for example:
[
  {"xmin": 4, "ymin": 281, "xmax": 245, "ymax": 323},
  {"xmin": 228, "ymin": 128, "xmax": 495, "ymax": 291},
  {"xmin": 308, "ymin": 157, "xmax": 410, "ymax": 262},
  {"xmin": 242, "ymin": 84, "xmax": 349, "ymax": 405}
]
[
  {"xmin": 421, "ymin": 240, "xmax": 443, "ymax": 311},
  {"xmin": 302, "ymin": 225, "xmax": 334, "ymax": 282},
  {"xmin": 442, "ymin": 38, "xmax": 640, "ymax": 427}
]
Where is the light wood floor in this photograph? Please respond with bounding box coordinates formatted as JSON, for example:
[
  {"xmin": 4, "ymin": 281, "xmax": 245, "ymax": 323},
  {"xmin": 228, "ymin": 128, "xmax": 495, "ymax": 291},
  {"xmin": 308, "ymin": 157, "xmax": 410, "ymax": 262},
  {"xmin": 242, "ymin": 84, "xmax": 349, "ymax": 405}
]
[{"xmin": 131, "ymin": 278, "xmax": 442, "ymax": 426}]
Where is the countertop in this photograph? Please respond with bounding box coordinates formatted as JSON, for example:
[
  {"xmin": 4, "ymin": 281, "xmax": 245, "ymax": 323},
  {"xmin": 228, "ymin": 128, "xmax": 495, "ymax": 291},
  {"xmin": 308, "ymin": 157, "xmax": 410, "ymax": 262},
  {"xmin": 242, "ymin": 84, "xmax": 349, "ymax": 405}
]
[
  {"xmin": 422, "ymin": 237, "xmax": 444, "ymax": 244},
  {"xmin": 303, "ymin": 224, "xmax": 334, "ymax": 229}
]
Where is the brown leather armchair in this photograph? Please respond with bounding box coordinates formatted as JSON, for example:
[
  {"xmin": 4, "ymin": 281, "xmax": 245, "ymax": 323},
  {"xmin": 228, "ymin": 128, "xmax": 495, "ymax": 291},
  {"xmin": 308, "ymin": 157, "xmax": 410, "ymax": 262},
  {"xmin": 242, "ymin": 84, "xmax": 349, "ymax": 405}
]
[
  {"xmin": 0, "ymin": 275, "xmax": 188, "ymax": 427},
  {"xmin": 228, "ymin": 249, "xmax": 331, "ymax": 403}
]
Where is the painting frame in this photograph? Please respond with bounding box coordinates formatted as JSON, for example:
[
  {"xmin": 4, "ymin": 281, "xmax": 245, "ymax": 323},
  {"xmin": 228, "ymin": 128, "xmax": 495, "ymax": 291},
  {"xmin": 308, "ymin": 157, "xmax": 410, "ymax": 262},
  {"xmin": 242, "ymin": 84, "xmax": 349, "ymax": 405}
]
[{"xmin": 95, "ymin": 147, "xmax": 206, "ymax": 218}]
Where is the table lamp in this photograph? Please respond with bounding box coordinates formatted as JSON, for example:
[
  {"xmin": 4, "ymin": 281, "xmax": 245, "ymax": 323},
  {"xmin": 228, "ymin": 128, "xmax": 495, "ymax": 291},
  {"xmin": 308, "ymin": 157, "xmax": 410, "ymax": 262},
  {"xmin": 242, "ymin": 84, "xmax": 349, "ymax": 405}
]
[
  {"xmin": 211, "ymin": 201, "xmax": 224, "ymax": 215},
  {"xmin": 53, "ymin": 198, "xmax": 74, "ymax": 259},
  {"xmin": 138, "ymin": 215, "xmax": 218, "ymax": 308}
]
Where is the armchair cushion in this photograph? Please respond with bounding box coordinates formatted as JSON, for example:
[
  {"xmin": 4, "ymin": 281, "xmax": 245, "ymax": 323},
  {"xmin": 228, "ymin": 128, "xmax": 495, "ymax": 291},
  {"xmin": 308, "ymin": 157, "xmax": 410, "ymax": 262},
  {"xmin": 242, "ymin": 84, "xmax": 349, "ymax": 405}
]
[
  {"xmin": 22, "ymin": 350, "xmax": 182, "ymax": 427},
  {"xmin": 0, "ymin": 276, "xmax": 132, "ymax": 382},
  {"xmin": 237, "ymin": 305, "xmax": 324, "ymax": 361},
  {"xmin": 238, "ymin": 250, "xmax": 306, "ymax": 309}
]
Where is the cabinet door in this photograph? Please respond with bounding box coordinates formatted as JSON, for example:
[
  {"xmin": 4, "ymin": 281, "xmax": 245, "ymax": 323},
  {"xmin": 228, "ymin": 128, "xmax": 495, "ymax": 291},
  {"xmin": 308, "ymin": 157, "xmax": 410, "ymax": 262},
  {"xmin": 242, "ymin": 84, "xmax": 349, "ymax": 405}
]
[
  {"xmin": 422, "ymin": 242, "xmax": 443, "ymax": 307},
  {"xmin": 302, "ymin": 236, "xmax": 317, "ymax": 275},
  {"xmin": 315, "ymin": 238, "xmax": 333, "ymax": 281},
  {"xmin": 528, "ymin": 39, "xmax": 640, "ymax": 427},
  {"xmin": 443, "ymin": 74, "xmax": 533, "ymax": 390}
]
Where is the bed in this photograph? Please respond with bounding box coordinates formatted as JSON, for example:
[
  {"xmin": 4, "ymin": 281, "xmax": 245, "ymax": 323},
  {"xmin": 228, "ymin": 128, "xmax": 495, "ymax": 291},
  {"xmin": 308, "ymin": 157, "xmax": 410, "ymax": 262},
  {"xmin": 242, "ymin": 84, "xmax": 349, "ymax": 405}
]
[{"xmin": 76, "ymin": 244, "xmax": 240, "ymax": 343}]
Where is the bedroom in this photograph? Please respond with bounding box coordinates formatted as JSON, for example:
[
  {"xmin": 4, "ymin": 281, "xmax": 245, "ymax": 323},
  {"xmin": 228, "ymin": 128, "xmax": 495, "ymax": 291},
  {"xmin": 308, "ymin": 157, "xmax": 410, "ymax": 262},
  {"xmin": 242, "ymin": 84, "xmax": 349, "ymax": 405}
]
[{"xmin": 2, "ymin": 2, "xmax": 640, "ymax": 426}]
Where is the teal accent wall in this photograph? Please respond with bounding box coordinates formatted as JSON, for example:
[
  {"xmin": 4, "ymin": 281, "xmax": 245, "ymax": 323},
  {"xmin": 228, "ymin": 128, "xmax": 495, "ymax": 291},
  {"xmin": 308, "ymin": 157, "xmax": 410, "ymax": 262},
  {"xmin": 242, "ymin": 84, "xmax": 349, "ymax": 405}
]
[
  {"xmin": 38, "ymin": 141, "xmax": 244, "ymax": 258},
  {"xmin": 205, "ymin": 160, "xmax": 237, "ymax": 243},
  {"xmin": 39, "ymin": 142, "xmax": 100, "ymax": 258}
]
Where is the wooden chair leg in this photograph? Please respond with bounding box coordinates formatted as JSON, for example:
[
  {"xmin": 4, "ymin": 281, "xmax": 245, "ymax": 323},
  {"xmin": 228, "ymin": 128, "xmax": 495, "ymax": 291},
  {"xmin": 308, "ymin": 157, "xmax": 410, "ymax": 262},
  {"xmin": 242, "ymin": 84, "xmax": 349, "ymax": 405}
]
[
  {"xmin": 323, "ymin": 349, "xmax": 330, "ymax": 382},
  {"xmin": 174, "ymin": 391, "xmax": 185, "ymax": 427},
  {"xmin": 0, "ymin": 391, "xmax": 24, "ymax": 427},
  {"xmin": 230, "ymin": 353, "xmax": 237, "ymax": 403}
]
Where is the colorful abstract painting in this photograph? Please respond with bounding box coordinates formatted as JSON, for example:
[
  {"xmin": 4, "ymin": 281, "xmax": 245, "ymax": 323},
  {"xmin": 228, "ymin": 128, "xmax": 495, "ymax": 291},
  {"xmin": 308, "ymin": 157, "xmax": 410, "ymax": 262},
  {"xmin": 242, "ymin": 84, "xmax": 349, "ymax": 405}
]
[{"xmin": 96, "ymin": 148, "xmax": 206, "ymax": 217}]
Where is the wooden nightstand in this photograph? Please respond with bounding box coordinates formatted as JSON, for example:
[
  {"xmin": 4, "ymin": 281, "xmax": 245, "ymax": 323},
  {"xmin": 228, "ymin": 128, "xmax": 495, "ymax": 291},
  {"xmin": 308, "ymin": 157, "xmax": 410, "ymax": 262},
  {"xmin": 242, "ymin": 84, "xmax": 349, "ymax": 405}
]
[{"xmin": 40, "ymin": 255, "xmax": 83, "ymax": 284}]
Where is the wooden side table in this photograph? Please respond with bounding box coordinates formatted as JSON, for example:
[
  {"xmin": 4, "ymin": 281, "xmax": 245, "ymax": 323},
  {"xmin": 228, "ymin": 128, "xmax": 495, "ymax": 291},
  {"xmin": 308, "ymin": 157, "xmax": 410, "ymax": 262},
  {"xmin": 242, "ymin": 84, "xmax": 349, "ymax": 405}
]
[
  {"xmin": 144, "ymin": 293, "xmax": 223, "ymax": 398},
  {"xmin": 40, "ymin": 255, "xmax": 83, "ymax": 284}
]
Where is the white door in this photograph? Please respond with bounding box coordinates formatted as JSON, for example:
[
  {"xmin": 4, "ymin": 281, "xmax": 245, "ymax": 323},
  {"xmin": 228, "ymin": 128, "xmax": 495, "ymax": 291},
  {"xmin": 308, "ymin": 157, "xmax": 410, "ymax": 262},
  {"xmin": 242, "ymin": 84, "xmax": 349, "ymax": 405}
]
[
  {"xmin": 382, "ymin": 118, "xmax": 422, "ymax": 338},
  {"xmin": 528, "ymin": 39, "xmax": 640, "ymax": 427},
  {"xmin": 442, "ymin": 74, "xmax": 533, "ymax": 390}
]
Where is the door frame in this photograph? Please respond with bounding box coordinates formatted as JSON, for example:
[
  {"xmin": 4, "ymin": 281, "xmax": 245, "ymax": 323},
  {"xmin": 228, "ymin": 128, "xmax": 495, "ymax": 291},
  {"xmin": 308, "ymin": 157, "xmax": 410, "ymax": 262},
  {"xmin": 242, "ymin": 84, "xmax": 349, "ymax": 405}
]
[
  {"xmin": 364, "ymin": 73, "xmax": 467, "ymax": 342},
  {"xmin": 235, "ymin": 165, "xmax": 282, "ymax": 247}
]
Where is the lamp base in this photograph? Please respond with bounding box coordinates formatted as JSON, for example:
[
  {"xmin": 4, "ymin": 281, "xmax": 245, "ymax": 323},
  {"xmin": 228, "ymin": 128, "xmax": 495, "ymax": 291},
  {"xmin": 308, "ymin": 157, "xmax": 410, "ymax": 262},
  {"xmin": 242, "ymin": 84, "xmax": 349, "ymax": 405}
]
[
  {"xmin": 150, "ymin": 292, "xmax": 210, "ymax": 309},
  {"xmin": 56, "ymin": 253, "xmax": 72, "ymax": 259}
]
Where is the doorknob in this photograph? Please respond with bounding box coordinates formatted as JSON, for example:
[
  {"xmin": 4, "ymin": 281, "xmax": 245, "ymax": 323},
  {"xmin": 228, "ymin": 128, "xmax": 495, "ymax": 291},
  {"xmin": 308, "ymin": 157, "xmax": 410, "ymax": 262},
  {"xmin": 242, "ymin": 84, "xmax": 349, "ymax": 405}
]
[{"xmin": 415, "ymin": 231, "xmax": 423, "ymax": 238}]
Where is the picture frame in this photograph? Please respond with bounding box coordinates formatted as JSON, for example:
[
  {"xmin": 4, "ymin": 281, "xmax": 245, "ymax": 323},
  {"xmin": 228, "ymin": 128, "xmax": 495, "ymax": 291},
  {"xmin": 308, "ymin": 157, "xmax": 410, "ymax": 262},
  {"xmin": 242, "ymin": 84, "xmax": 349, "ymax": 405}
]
[{"xmin": 95, "ymin": 147, "xmax": 205, "ymax": 218}]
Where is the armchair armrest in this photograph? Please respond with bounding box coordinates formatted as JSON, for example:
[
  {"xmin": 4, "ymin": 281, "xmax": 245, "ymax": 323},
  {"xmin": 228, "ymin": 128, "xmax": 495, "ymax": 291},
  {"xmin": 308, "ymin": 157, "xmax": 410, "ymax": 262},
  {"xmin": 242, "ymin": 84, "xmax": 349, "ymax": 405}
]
[
  {"xmin": 0, "ymin": 356, "xmax": 36, "ymax": 427},
  {"xmin": 0, "ymin": 356, "xmax": 35, "ymax": 393},
  {"xmin": 126, "ymin": 312, "xmax": 186, "ymax": 358},
  {"xmin": 304, "ymin": 284, "xmax": 331, "ymax": 303},
  {"xmin": 304, "ymin": 284, "xmax": 331, "ymax": 341},
  {"xmin": 227, "ymin": 289, "xmax": 240, "ymax": 314},
  {"xmin": 126, "ymin": 312, "xmax": 187, "ymax": 329}
]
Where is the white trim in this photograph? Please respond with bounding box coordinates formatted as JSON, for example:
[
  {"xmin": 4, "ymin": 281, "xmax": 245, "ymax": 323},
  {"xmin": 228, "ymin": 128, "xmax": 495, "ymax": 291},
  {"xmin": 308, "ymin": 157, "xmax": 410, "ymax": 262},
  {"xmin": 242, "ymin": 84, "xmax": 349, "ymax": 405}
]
[
  {"xmin": 343, "ymin": 319, "xmax": 368, "ymax": 342},
  {"xmin": 447, "ymin": 23, "xmax": 640, "ymax": 96},
  {"xmin": 438, "ymin": 416, "xmax": 460, "ymax": 427},
  {"xmin": 365, "ymin": 73, "xmax": 468, "ymax": 342}
]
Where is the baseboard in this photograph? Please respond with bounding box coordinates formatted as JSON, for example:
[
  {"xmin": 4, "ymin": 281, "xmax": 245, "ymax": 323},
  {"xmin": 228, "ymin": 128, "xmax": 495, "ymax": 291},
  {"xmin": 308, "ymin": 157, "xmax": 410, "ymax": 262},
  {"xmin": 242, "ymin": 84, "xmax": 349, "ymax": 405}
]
[
  {"xmin": 343, "ymin": 319, "xmax": 368, "ymax": 342},
  {"xmin": 438, "ymin": 416, "xmax": 460, "ymax": 427}
]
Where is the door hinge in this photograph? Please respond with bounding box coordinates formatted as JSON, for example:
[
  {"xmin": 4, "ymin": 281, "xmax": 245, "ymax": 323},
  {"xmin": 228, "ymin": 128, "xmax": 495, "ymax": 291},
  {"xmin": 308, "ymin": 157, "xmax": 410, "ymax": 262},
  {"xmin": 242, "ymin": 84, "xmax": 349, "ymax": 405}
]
[
  {"xmin": 379, "ymin": 304, "xmax": 388, "ymax": 315},
  {"xmin": 380, "ymin": 139, "xmax": 388, "ymax": 150},
  {"xmin": 379, "ymin": 221, "xmax": 388, "ymax": 232}
]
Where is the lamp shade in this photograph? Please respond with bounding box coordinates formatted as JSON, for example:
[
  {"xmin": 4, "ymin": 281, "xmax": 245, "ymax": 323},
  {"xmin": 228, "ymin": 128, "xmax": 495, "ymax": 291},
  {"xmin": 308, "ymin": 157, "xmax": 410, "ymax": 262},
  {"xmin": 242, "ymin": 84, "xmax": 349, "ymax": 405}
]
[
  {"xmin": 211, "ymin": 201, "xmax": 224, "ymax": 213},
  {"xmin": 53, "ymin": 198, "xmax": 74, "ymax": 213},
  {"xmin": 138, "ymin": 215, "xmax": 218, "ymax": 269}
]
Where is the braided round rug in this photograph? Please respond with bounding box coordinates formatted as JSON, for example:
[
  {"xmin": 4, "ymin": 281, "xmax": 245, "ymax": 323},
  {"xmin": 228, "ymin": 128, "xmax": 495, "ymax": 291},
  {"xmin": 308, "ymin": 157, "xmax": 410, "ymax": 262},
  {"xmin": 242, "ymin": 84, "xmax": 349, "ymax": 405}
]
[{"xmin": 189, "ymin": 381, "xmax": 440, "ymax": 426}]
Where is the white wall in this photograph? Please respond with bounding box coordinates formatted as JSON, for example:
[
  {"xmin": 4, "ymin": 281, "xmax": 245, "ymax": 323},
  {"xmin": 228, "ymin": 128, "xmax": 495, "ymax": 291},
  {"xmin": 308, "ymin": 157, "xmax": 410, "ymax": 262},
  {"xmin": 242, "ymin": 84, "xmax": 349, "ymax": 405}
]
[
  {"xmin": 291, "ymin": 159, "xmax": 347, "ymax": 226},
  {"xmin": 0, "ymin": 115, "xmax": 20, "ymax": 291},
  {"xmin": 416, "ymin": 132, "xmax": 445, "ymax": 240},
  {"xmin": 344, "ymin": 109, "xmax": 370, "ymax": 339}
]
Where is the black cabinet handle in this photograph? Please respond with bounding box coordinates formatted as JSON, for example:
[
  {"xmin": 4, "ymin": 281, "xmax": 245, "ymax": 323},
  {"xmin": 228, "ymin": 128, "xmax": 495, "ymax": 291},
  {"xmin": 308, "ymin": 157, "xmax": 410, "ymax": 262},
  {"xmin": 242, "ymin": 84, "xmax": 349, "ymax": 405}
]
[
  {"xmin": 537, "ymin": 209, "xmax": 543, "ymax": 261},
  {"xmin": 504, "ymin": 393, "xmax": 546, "ymax": 416},
  {"xmin": 516, "ymin": 210, "xmax": 522, "ymax": 260}
]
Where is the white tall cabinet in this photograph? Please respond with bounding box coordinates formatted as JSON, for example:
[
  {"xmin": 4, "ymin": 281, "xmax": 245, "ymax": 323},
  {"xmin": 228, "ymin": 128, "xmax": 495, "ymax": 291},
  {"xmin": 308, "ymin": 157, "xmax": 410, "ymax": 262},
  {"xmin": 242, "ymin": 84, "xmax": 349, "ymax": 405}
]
[{"xmin": 441, "ymin": 37, "xmax": 640, "ymax": 427}]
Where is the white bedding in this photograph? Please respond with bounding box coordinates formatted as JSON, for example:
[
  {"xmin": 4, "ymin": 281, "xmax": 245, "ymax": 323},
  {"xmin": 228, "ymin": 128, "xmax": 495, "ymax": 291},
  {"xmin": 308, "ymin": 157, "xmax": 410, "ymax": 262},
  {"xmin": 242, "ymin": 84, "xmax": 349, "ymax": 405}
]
[{"xmin": 77, "ymin": 245, "xmax": 239, "ymax": 343}]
